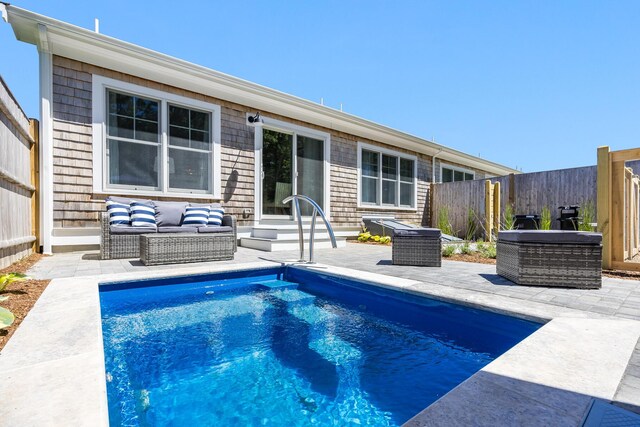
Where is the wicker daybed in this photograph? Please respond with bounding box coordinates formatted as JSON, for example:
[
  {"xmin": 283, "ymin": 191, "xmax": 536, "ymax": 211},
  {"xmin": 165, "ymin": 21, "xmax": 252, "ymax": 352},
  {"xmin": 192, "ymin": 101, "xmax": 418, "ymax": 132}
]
[
  {"xmin": 496, "ymin": 230, "xmax": 602, "ymax": 289},
  {"xmin": 392, "ymin": 228, "xmax": 442, "ymax": 267}
]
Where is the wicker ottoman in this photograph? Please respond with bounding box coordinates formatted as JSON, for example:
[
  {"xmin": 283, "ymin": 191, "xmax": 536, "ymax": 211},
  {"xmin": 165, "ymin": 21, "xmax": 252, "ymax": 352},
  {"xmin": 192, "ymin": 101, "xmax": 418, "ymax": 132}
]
[
  {"xmin": 140, "ymin": 233, "xmax": 234, "ymax": 266},
  {"xmin": 496, "ymin": 230, "xmax": 602, "ymax": 289},
  {"xmin": 392, "ymin": 228, "xmax": 442, "ymax": 267}
]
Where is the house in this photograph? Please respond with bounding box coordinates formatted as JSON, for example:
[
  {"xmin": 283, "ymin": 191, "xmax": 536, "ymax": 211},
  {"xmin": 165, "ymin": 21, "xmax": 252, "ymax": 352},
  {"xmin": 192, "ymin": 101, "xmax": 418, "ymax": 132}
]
[{"xmin": 1, "ymin": 4, "xmax": 519, "ymax": 254}]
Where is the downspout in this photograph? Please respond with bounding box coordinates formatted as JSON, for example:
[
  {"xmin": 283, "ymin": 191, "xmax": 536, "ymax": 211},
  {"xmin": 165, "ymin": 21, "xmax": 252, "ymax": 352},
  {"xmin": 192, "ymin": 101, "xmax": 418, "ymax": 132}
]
[{"xmin": 432, "ymin": 148, "xmax": 444, "ymax": 183}]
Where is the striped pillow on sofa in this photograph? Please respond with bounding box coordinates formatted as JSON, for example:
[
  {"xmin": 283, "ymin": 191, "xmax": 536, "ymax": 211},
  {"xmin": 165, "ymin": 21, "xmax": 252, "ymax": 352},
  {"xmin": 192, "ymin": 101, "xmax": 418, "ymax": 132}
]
[
  {"xmin": 130, "ymin": 202, "xmax": 157, "ymax": 228},
  {"xmin": 182, "ymin": 206, "xmax": 210, "ymax": 226},
  {"xmin": 106, "ymin": 200, "xmax": 130, "ymax": 225},
  {"xmin": 207, "ymin": 206, "xmax": 225, "ymax": 226}
]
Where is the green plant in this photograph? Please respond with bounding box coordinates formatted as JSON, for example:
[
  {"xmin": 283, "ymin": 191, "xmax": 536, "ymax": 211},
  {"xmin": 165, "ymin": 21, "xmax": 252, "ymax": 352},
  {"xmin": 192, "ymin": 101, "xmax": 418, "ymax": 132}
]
[
  {"xmin": 0, "ymin": 273, "xmax": 29, "ymax": 292},
  {"xmin": 0, "ymin": 306, "xmax": 14, "ymax": 329},
  {"xmin": 442, "ymin": 245, "xmax": 456, "ymax": 257},
  {"xmin": 540, "ymin": 206, "xmax": 552, "ymax": 230},
  {"xmin": 479, "ymin": 242, "xmax": 497, "ymax": 259},
  {"xmin": 358, "ymin": 225, "xmax": 372, "ymax": 242},
  {"xmin": 502, "ymin": 204, "xmax": 515, "ymax": 230},
  {"xmin": 579, "ymin": 200, "xmax": 595, "ymax": 231},
  {"xmin": 372, "ymin": 235, "xmax": 381, "ymax": 242},
  {"xmin": 379, "ymin": 236, "xmax": 391, "ymax": 244},
  {"xmin": 465, "ymin": 208, "xmax": 477, "ymax": 241},
  {"xmin": 460, "ymin": 242, "xmax": 473, "ymax": 255},
  {"xmin": 438, "ymin": 207, "xmax": 454, "ymax": 236},
  {"xmin": 476, "ymin": 241, "xmax": 487, "ymax": 252}
]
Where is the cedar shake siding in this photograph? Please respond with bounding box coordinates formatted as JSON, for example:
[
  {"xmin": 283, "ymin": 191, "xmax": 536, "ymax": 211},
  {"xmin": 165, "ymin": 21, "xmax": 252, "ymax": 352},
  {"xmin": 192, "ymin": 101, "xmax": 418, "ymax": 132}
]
[{"xmin": 51, "ymin": 55, "xmax": 491, "ymax": 236}]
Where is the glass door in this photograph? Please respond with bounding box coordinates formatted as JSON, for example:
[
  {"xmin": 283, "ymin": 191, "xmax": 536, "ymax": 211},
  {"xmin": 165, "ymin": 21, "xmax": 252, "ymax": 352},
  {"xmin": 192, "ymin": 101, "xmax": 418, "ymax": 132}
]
[
  {"xmin": 261, "ymin": 129, "xmax": 325, "ymax": 218},
  {"xmin": 262, "ymin": 129, "xmax": 293, "ymax": 216}
]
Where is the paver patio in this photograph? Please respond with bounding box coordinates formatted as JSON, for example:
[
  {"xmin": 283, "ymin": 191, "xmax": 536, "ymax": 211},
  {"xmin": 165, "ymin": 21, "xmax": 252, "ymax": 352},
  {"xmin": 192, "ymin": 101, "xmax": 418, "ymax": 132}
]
[{"xmin": 25, "ymin": 243, "xmax": 640, "ymax": 414}]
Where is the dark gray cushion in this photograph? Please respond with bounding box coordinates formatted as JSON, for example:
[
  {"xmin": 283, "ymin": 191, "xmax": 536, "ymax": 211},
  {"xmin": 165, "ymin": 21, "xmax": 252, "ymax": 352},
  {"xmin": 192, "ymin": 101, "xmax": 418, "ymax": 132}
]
[
  {"xmin": 109, "ymin": 225, "xmax": 156, "ymax": 235},
  {"xmin": 197, "ymin": 226, "xmax": 233, "ymax": 234},
  {"xmin": 498, "ymin": 230, "xmax": 602, "ymax": 245},
  {"xmin": 157, "ymin": 226, "xmax": 198, "ymax": 234},
  {"xmin": 106, "ymin": 195, "xmax": 152, "ymax": 205},
  {"xmin": 153, "ymin": 201, "xmax": 188, "ymax": 227},
  {"xmin": 393, "ymin": 228, "xmax": 441, "ymax": 238}
]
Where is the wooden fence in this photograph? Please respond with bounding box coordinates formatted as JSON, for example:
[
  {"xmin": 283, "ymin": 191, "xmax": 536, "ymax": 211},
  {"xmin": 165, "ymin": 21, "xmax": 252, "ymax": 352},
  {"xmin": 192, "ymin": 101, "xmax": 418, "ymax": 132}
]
[
  {"xmin": 430, "ymin": 165, "xmax": 599, "ymax": 239},
  {"xmin": 0, "ymin": 76, "xmax": 38, "ymax": 268}
]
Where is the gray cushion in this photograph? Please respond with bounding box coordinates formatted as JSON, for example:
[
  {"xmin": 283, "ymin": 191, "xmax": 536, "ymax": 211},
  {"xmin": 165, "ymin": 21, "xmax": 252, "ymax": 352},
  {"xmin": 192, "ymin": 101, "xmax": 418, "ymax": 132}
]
[
  {"xmin": 109, "ymin": 225, "xmax": 156, "ymax": 235},
  {"xmin": 106, "ymin": 195, "xmax": 152, "ymax": 205},
  {"xmin": 189, "ymin": 202, "xmax": 222, "ymax": 208},
  {"xmin": 498, "ymin": 230, "xmax": 602, "ymax": 245},
  {"xmin": 153, "ymin": 201, "xmax": 188, "ymax": 227},
  {"xmin": 157, "ymin": 226, "xmax": 198, "ymax": 234},
  {"xmin": 197, "ymin": 226, "xmax": 233, "ymax": 234},
  {"xmin": 393, "ymin": 228, "xmax": 441, "ymax": 238}
]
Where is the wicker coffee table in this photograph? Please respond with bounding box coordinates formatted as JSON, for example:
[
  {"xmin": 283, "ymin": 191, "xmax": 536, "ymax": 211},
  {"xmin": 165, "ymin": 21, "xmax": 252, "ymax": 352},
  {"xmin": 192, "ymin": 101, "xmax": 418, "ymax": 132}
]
[{"xmin": 140, "ymin": 233, "xmax": 234, "ymax": 266}]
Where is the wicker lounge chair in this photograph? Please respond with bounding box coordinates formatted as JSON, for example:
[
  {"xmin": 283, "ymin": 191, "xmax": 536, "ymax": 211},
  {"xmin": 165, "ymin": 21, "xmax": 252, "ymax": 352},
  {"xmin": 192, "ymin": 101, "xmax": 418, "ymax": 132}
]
[
  {"xmin": 496, "ymin": 230, "xmax": 602, "ymax": 289},
  {"xmin": 392, "ymin": 228, "xmax": 442, "ymax": 267}
]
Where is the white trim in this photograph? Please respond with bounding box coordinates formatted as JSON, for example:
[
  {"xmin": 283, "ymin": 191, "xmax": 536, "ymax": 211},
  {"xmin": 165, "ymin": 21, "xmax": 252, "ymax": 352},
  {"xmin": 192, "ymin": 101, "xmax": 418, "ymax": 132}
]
[
  {"xmin": 37, "ymin": 24, "xmax": 53, "ymax": 254},
  {"xmin": 91, "ymin": 75, "xmax": 222, "ymax": 199},
  {"xmin": 356, "ymin": 142, "xmax": 418, "ymax": 211},
  {"xmin": 4, "ymin": 5, "xmax": 519, "ymax": 177},
  {"xmin": 252, "ymin": 114, "xmax": 331, "ymax": 221},
  {"xmin": 439, "ymin": 163, "xmax": 475, "ymax": 183}
]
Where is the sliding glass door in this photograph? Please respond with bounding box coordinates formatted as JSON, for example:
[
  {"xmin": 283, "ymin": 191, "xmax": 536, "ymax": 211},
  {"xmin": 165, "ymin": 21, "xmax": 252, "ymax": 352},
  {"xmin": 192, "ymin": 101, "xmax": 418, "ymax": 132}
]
[{"xmin": 261, "ymin": 129, "xmax": 325, "ymax": 217}]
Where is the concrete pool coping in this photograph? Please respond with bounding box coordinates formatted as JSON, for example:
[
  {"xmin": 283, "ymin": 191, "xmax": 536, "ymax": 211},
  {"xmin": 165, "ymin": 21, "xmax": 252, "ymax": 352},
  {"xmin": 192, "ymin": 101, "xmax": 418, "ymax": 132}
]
[{"xmin": 1, "ymin": 260, "xmax": 639, "ymax": 426}]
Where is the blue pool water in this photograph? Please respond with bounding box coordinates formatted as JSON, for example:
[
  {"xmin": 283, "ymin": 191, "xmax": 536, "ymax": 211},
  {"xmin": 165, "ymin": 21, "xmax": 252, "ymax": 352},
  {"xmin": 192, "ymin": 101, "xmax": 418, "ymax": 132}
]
[{"xmin": 100, "ymin": 267, "xmax": 540, "ymax": 426}]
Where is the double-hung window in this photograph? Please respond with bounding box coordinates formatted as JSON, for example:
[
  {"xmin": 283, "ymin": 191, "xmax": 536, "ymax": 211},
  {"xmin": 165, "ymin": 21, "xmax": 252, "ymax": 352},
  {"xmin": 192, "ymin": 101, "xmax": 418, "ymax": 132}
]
[
  {"xmin": 441, "ymin": 165, "xmax": 474, "ymax": 183},
  {"xmin": 94, "ymin": 75, "xmax": 221, "ymax": 198},
  {"xmin": 359, "ymin": 143, "xmax": 416, "ymax": 208}
]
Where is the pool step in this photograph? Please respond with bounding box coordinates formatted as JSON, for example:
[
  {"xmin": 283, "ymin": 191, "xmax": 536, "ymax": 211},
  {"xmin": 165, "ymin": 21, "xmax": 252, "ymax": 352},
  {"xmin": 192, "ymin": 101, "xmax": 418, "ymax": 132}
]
[
  {"xmin": 309, "ymin": 336, "xmax": 362, "ymax": 365},
  {"xmin": 254, "ymin": 279, "xmax": 299, "ymax": 290},
  {"xmin": 269, "ymin": 288, "xmax": 316, "ymax": 303}
]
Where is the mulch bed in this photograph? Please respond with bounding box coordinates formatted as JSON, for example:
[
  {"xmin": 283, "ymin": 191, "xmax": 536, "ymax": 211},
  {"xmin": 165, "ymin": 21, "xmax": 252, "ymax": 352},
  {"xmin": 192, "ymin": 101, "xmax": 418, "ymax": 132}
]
[
  {"xmin": 0, "ymin": 253, "xmax": 50, "ymax": 351},
  {"xmin": 443, "ymin": 253, "xmax": 496, "ymax": 265},
  {"xmin": 602, "ymin": 269, "xmax": 640, "ymax": 280}
]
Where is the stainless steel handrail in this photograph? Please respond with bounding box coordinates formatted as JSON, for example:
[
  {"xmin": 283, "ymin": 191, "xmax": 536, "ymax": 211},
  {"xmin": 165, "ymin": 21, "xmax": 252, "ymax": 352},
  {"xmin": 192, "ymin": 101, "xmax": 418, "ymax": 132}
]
[{"xmin": 282, "ymin": 194, "xmax": 338, "ymax": 263}]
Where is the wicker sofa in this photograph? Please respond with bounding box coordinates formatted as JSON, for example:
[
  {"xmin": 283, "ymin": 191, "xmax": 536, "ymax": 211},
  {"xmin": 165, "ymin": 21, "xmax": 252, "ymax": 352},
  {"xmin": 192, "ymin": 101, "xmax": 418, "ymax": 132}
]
[
  {"xmin": 100, "ymin": 199, "xmax": 237, "ymax": 260},
  {"xmin": 496, "ymin": 230, "xmax": 602, "ymax": 289}
]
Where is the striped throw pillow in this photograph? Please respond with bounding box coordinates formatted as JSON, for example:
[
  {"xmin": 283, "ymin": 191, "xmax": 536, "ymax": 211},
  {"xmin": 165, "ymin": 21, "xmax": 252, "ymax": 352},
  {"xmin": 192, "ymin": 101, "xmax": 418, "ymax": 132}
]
[
  {"xmin": 207, "ymin": 206, "xmax": 225, "ymax": 226},
  {"xmin": 130, "ymin": 202, "xmax": 157, "ymax": 228},
  {"xmin": 106, "ymin": 200, "xmax": 130, "ymax": 225},
  {"xmin": 182, "ymin": 206, "xmax": 209, "ymax": 226}
]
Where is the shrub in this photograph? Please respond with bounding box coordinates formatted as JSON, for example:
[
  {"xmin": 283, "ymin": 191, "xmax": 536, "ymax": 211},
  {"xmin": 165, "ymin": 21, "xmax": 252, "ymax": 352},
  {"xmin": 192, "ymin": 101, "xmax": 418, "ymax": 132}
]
[
  {"xmin": 479, "ymin": 242, "xmax": 497, "ymax": 259},
  {"xmin": 379, "ymin": 236, "xmax": 391, "ymax": 244},
  {"xmin": 460, "ymin": 242, "xmax": 473, "ymax": 255},
  {"xmin": 438, "ymin": 207, "xmax": 454, "ymax": 236},
  {"xmin": 0, "ymin": 273, "xmax": 29, "ymax": 292},
  {"xmin": 579, "ymin": 200, "xmax": 595, "ymax": 232},
  {"xmin": 502, "ymin": 204, "xmax": 515, "ymax": 230},
  {"xmin": 442, "ymin": 245, "xmax": 456, "ymax": 257},
  {"xmin": 0, "ymin": 306, "xmax": 14, "ymax": 329},
  {"xmin": 465, "ymin": 208, "xmax": 477, "ymax": 241},
  {"xmin": 540, "ymin": 207, "xmax": 552, "ymax": 230}
]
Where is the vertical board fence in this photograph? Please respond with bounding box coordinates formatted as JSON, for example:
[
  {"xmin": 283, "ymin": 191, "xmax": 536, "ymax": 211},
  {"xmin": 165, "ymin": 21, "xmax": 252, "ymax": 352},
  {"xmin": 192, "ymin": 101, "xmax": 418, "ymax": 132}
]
[
  {"xmin": 0, "ymin": 76, "xmax": 38, "ymax": 268},
  {"xmin": 431, "ymin": 165, "xmax": 599, "ymax": 239}
]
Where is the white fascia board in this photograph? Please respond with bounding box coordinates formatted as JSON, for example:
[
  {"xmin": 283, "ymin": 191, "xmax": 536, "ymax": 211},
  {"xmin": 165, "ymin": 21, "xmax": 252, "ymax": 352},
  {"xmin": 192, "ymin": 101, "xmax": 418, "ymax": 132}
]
[{"xmin": 4, "ymin": 5, "xmax": 520, "ymax": 177}]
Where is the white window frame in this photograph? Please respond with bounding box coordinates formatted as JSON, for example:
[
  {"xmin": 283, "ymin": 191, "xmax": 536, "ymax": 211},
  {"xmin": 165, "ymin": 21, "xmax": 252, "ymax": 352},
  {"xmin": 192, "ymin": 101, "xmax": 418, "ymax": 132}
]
[
  {"xmin": 252, "ymin": 115, "xmax": 331, "ymax": 222},
  {"xmin": 440, "ymin": 163, "xmax": 475, "ymax": 183},
  {"xmin": 357, "ymin": 142, "xmax": 417, "ymax": 210},
  {"xmin": 92, "ymin": 75, "xmax": 222, "ymax": 199}
]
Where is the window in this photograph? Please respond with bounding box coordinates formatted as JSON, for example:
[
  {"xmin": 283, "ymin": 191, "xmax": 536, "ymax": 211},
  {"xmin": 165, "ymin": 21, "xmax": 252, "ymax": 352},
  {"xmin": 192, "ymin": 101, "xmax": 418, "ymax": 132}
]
[
  {"xmin": 359, "ymin": 143, "xmax": 416, "ymax": 208},
  {"xmin": 93, "ymin": 75, "xmax": 221, "ymax": 198},
  {"xmin": 441, "ymin": 165, "xmax": 474, "ymax": 183}
]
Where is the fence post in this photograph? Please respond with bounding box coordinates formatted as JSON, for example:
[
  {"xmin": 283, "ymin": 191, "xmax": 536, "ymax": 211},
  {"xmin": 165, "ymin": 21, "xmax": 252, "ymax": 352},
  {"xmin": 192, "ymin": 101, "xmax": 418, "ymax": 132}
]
[
  {"xmin": 597, "ymin": 146, "xmax": 611, "ymax": 269},
  {"xmin": 493, "ymin": 181, "xmax": 501, "ymax": 236},
  {"xmin": 485, "ymin": 180, "xmax": 493, "ymax": 242},
  {"xmin": 29, "ymin": 118, "xmax": 40, "ymax": 252}
]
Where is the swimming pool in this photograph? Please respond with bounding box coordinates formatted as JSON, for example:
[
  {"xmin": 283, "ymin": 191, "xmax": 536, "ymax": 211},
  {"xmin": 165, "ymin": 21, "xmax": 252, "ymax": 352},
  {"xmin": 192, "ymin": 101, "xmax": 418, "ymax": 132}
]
[{"xmin": 99, "ymin": 266, "xmax": 540, "ymax": 426}]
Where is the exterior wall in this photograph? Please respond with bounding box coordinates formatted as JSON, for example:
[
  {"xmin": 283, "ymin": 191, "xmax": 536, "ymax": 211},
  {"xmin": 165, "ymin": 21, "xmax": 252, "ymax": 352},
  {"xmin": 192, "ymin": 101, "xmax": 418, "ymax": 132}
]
[{"xmin": 50, "ymin": 55, "xmax": 498, "ymax": 246}]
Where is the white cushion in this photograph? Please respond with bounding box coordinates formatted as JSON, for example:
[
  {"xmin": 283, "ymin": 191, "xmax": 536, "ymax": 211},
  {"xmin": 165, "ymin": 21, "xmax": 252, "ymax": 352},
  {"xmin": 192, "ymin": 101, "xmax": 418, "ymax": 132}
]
[
  {"xmin": 130, "ymin": 202, "xmax": 157, "ymax": 228},
  {"xmin": 207, "ymin": 206, "xmax": 225, "ymax": 226},
  {"xmin": 182, "ymin": 206, "xmax": 209, "ymax": 227}
]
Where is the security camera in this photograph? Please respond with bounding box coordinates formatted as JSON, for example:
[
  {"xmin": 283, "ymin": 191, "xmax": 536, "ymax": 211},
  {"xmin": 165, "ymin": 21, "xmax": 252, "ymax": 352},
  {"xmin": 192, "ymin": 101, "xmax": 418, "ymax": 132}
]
[{"xmin": 248, "ymin": 112, "xmax": 261, "ymax": 123}]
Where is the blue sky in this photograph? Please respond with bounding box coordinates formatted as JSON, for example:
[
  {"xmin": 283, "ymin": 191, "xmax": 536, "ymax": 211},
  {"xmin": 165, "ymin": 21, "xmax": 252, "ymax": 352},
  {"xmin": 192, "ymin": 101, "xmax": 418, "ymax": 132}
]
[{"xmin": 1, "ymin": 1, "xmax": 639, "ymax": 173}]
